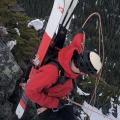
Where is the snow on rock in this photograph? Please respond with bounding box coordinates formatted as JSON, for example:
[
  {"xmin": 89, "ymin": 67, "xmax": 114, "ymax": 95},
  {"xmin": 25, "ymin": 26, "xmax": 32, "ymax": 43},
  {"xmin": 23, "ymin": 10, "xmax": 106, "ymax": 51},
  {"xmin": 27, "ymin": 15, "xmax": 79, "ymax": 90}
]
[
  {"xmin": 27, "ymin": 19, "xmax": 44, "ymax": 31},
  {"xmin": 77, "ymin": 87, "xmax": 90, "ymax": 96},
  {"xmin": 99, "ymin": 93, "xmax": 103, "ymax": 96},
  {"xmin": 81, "ymin": 102, "xmax": 117, "ymax": 120},
  {"xmin": 14, "ymin": 28, "xmax": 20, "ymax": 36},
  {"xmin": 80, "ymin": 111, "xmax": 88, "ymax": 119},
  {"xmin": 95, "ymin": 0, "xmax": 99, "ymax": 6},
  {"xmin": 117, "ymin": 97, "xmax": 120, "ymax": 119},
  {"xmin": 109, "ymin": 98, "xmax": 115, "ymax": 115},
  {"xmin": 72, "ymin": 14, "xmax": 75, "ymax": 19},
  {"xmin": 117, "ymin": 104, "xmax": 120, "ymax": 120},
  {"xmin": 7, "ymin": 40, "xmax": 17, "ymax": 50},
  {"xmin": 0, "ymin": 26, "xmax": 8, "ymax": 36}
]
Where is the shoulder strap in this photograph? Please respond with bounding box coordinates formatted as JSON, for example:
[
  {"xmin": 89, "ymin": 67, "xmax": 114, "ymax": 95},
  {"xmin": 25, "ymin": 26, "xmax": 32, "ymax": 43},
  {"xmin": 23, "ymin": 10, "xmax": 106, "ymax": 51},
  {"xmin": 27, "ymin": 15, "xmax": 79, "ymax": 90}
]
[
  {"xmin": 71, "ymin": 79, "xmax": 77, "ymax": 96},
  {"xmin": 50, "ymin": 60, "xmax": 64, "ymax": 75},
  {"xmin": 50, "ymin": 60, "xmax": 69, "ymax": 85}
]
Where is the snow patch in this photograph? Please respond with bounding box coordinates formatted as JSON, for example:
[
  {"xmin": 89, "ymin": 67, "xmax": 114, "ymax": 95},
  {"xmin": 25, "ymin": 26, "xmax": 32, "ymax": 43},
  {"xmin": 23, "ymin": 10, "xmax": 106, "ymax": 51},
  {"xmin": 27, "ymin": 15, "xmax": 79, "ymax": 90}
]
[
  {"xmin": 117, "ymin": 104, "xmax": 120, "ymax": 119},
  {"xmin": 81, "ymin": 102, "xmax": 117, "ymax": 120},
  {"xmin": 27, "ymin": 19, "xmax": 44, "ymax": 31},
  {"xmin": 99, "ymin": 93, "xmax": 103, "ymax": 96},
  {"xmin": 77, "ymin": 87, "xmax": 90, "ymax": 96},
  {"xmin": 7, "ymin": 40, "xmax": 17, "ymax": 50},
  {"xmin": 72, "ymin": 14, "xmax": 75, "ymax": 19},
  {"xmin": 95, "ymin": 0, "xmax": 99, "ymax": 6},
  {"xmin": 14, "ymin": 28, "xmax": 20, "ymax": 36}
]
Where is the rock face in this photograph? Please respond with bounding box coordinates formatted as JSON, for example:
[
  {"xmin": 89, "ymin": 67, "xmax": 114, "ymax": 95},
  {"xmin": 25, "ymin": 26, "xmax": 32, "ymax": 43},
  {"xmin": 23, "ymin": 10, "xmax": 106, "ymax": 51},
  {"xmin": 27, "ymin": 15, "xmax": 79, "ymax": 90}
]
[
  {"xmin": 0, "ymin": 26, "xmax": 8, "ymax": 37},
  {"xmin": 8, "ymin": 4, "xmax": 25, "ymax": 12},
  {"xmin": 0, "ymin": 39, "xmax": 23, "ymax": 120}
]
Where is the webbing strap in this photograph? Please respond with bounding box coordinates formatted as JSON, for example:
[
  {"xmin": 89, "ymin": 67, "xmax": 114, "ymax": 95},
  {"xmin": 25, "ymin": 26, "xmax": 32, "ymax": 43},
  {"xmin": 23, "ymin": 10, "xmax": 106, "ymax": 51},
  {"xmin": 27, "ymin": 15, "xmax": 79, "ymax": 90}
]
[{"xmin": 50, "ymin": 60, "xmax": 69, "ymax": 86}]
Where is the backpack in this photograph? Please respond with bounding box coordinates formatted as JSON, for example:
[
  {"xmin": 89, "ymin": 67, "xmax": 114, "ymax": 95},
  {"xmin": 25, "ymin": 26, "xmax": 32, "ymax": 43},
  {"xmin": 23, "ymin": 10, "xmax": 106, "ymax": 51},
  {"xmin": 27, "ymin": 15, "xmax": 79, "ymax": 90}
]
[
  {"xmin": 41, "ymin": 26, "xmax": 67, "ymax": 65},
  {"xmin": 50, "ymin": 60, "xmax": 69, "ymax": 85},
  {"xmin": 49, "ymin": 60, "xmax": 77, "ymax": 96}
]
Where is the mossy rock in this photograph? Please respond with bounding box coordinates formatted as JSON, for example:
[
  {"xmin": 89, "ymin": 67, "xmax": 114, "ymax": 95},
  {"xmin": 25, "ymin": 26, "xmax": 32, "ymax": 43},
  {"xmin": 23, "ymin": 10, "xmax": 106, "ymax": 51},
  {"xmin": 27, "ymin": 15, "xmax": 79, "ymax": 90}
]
[{"xmin": 0, "ymin": 0, "xmax": 40, "ymax": 79}]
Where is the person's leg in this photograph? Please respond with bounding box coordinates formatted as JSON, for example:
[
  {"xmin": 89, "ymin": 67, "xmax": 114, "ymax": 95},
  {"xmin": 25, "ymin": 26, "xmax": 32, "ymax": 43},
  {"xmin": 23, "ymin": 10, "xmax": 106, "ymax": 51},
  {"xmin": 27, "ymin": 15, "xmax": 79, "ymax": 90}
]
[
  {"xmin": 57, "ymin": 105, "xmax": 77, "ymax": 120},
  {"xmin": 39, "ymin": 109, "xmax": 61, "ymax": 120},
  {"xmin": 39, "ymin": 105, "xmax": 77, "ymax": 120}
]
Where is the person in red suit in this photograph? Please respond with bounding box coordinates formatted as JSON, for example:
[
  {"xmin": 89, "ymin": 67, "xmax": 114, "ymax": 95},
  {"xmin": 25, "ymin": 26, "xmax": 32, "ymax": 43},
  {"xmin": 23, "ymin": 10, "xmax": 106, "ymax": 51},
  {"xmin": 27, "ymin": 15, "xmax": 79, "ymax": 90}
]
[{"xmin": 25, "ymin": 31, "xmax": 102, "ymax": 120}]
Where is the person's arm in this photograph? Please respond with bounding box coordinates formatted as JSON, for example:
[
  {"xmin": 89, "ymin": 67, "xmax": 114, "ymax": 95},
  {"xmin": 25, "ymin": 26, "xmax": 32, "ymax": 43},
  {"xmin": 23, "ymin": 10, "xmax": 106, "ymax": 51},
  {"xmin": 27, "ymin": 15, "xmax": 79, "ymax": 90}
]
[{"xmin": 25, "ymin": 64, "xmax": 59, "ymax": 109}]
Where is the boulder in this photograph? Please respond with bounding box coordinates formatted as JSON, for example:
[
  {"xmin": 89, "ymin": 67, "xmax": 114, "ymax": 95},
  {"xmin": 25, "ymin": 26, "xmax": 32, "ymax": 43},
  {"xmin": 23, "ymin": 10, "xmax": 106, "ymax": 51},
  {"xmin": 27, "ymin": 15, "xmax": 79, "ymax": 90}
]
[
  {"xmin": 0, "ymin": 40, "xmax": 23, "ymax": 102},
  {"xmin": 0, "ymin": 39, "xmax": 23, "ymax": 120}
]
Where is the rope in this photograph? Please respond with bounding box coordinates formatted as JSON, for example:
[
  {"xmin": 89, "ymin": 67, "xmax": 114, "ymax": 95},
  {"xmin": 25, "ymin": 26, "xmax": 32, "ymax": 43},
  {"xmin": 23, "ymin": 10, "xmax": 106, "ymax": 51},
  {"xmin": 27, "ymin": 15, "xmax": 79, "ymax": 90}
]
[
  {"xmin": 81, "ymin": 12, "xmax": 105, "ymax": 105},
  {"xmin": 67, "ymin": 98, "xmax": 115, "ymax": 120},
  {"xmin": 82, "ymin": 12, "xmax": 104, "ymax": 71}
]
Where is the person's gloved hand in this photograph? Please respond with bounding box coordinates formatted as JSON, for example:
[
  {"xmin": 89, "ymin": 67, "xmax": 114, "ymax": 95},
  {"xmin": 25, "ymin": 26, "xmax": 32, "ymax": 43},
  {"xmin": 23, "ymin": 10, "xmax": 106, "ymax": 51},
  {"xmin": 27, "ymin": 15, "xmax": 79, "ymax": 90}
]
[
  {"xmin": 52, "ymin": 99, "xmax": 68, "ymax": 112},
  {"xmin": 59, "ymin": 99, "xmax": 70, "ymax": 109},
  {"xmin": 37, "ymin": 107, "xmax": 48, "ymax": 115},
  {"xmin": 27, "ymin": 19, "xmax": 44, "ymax": 31}
]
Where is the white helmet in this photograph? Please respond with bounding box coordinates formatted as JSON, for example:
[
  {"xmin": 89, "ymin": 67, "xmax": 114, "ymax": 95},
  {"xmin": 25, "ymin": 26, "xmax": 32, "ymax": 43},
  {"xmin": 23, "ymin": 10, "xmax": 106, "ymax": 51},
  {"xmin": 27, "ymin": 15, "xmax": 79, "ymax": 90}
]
[
  {"xmin": 74, "ymin": 51, "xmax": 102, "ymax": 74},
  {"xmin": 89, "ymin": 51, "xmax": 102, "ymax": 73}
]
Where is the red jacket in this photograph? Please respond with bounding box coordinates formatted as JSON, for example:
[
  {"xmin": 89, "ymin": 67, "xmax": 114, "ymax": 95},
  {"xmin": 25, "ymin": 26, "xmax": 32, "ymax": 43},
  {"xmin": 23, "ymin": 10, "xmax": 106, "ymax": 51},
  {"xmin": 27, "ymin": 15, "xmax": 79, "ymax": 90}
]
[{"xmin": 25, "ymin": 33, "xmax": 85, "ymax": 108}]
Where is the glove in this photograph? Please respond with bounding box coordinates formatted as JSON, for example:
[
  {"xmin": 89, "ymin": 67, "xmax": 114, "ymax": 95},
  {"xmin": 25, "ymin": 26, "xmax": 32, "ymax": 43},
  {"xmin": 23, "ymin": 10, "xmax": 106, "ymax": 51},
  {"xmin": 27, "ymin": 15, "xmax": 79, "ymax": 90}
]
[
  {"xmin": 52, "ymin": 99, "xmax": 69, "ymax": 112},
  {"xmin": 59, "ymin": 99, "xmax": 70, "ymax": 109}
]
